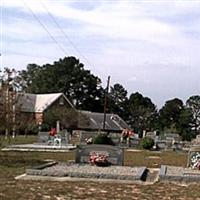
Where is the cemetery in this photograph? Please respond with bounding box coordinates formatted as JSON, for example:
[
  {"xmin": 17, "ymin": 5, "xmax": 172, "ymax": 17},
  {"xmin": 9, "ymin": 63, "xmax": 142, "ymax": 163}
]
[
  {"xmin": 2, "ymin": 130, "xmax": 197, "ymax": 185},
  {"xmin": 0, "ymin": 133, "xmax": 200, "ymax": 199}
]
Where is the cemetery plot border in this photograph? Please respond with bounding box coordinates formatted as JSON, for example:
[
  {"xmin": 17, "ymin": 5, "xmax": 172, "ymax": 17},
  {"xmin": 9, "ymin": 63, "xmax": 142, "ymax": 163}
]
[
  {"xmin": 159, "ymin": 165, "xmax": 200, "ymax": 183},
  {"xmin": 25, "ymin": 162, "xmax": 147, "ymax": 181}
]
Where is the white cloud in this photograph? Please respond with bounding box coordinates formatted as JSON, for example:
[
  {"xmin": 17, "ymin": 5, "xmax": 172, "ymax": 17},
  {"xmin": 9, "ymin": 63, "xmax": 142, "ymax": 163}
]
[{"xmin": 2, "ymin": 0, "xmax": 200, "ymax": 107}]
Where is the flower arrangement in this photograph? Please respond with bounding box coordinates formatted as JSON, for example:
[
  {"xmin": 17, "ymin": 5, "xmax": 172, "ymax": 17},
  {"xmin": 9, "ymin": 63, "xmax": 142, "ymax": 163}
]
[
  {"xmin": 89, "ymin": 152, "xmax": 110, "ymax": 167},
  {"xmin": 120, "ymin": 129, "xmax": 135, "ymax": 146},
  {"xmin": 190, "ymin": 152, "xmax": 200, "ymax": 170}
]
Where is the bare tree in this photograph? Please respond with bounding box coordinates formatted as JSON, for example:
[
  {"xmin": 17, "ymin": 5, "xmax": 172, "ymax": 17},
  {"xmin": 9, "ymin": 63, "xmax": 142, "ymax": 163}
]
[{"xmin": 0, "ymin": 68, "xmax": 20, "ymax": 138}]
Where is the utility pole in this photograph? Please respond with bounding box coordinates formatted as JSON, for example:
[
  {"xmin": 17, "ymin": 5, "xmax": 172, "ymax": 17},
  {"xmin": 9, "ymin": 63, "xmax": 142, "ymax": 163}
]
[{"xmin": 103, "ymin": 76, "xmax": 110, "ymax": 131}]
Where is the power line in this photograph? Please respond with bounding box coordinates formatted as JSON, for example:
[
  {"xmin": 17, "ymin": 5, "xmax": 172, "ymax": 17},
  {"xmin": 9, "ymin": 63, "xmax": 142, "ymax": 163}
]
[
  {"xmin": 22, "ymin": 0, "xmax": 69, "ymax": 56},
  {"xmin": 40, "ymin": 1, "xmax": 108, "ymax": 83},
  {"xmin": 39, "ymin": 0, "xmax": 93, "ymax": 67},
  {"xmin": 22, "ymin": 0, "xmax": 107, "ymax": 82}
]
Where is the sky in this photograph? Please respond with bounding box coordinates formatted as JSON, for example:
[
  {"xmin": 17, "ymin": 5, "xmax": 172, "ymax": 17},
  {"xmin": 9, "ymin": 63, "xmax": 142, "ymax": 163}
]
[{"xmin": 1, "ymin": 0, "xmax": 200, "ymax": 108}]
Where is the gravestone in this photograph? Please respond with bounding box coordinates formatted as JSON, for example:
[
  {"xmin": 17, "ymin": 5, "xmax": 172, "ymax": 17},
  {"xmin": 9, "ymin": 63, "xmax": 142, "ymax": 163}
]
[
  {"xmin": 38, "ymin": 130, "xmax": 69, "ymax": 146},
  {"xmin": 196, "ymin": 135, "xmax": 200, "ymax": 144},
  {"xmin": 76, "ymin": 144, "xmax": 124, "ymax": 165},
  {"xmin": 146, "ymin": 131, "xmax": 157, "ymax": 140},
  {"xmin": 59, "ymin": 130, "xmax": 69, "ymax": 145},
  {"xmin": 156, "ymin": 133, "xmax": 182, "ymax": 150},
  {"xmin": 38, "ymin": 132, "xmax": 49, "ymax": 143},
  {"xmin": 109, "ymin": 132, "xmax": 121, "ymax": 145},
  {"xmin": 129, "ymin": 137, "xmax": 140, "ymax": 147}
]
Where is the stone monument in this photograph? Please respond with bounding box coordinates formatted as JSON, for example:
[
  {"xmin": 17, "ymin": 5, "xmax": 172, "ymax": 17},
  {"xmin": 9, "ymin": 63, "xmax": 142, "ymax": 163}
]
[{"xmin": 76, "ymin": 144, "xmax": 124, "ymax": 166}]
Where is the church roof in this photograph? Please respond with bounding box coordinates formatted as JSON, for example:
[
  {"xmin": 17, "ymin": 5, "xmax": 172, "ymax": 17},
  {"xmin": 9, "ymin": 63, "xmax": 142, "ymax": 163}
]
[{"xmin": 17, "ymin": 92, "xmax": 74, "ymax": 112}]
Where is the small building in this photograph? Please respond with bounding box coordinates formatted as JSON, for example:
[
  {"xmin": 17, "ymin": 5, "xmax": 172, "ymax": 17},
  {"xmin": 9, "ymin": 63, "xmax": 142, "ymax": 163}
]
[
  {"xmin": 17, "ymin": 93, "xmax": 130, "ymax": 133},
  {"xmin": 17, "ymin": 92, "xmax": 74, "ymax": 124}
]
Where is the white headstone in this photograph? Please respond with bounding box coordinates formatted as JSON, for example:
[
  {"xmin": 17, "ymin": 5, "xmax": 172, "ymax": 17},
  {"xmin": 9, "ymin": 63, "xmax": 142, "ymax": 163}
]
[
  {"xmin": 56, "ymin": 121, "xmax": 60, "ymax": 133},
  {"xmin": 142, "ymin": 130, "xmax": 146, "ymax": 138},
  {"xmin": 196, "ymin": 135, "xmax": 200, "ymax": 144}
]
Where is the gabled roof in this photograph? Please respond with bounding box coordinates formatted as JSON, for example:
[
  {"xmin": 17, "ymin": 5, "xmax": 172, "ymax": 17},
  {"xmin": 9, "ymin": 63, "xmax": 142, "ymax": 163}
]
[
  {"xmin": 78, "ymin": 110, "xmax": 130, "ymax": 132},
  {"xmin": 17, "ymin": 92, "xmax": 74, "ymax": 112}
]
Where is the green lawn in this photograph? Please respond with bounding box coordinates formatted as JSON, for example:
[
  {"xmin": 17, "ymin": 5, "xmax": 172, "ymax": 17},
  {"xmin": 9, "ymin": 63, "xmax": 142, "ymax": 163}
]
[
  {"xmin": 0, "ymin": 135, "xmax": 199, "ymax": 200},
  {"xmin": 0, "ymin": 135, "xmax": 37, "ymax": 148}
]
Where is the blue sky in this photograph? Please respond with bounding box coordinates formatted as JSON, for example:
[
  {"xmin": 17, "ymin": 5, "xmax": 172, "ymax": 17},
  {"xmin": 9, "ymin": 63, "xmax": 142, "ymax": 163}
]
[{"xmin": 1, "ymin": 0, "xmax": 200, "ymax": 108}]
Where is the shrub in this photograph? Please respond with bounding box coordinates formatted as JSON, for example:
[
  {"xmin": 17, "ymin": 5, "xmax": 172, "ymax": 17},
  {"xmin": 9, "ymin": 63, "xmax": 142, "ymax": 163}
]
[
  {"xmin": 25, "ymin": 123, "xmax": 39, "ymax": 135},
  {"xmin": 41, "ymin": 123, "xmax": 50, "ymax": 131},
  {"xmin": 140, "ymin": 137, "xmax": 154, "ymax": 150},
  {"xmin": 93, "ymin": 134, "xmax": 114, "ymax": 145}
]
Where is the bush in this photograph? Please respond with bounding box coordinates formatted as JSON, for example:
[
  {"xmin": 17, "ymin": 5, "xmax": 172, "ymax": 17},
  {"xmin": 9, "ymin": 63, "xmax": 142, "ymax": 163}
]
[
  {"xmin": 25, "ymin": 123, "xmax": 39, "ymax": 135},
  {"xmin": 93, "ymin": 134, "xmax": 114, "ymax": 145},
  {"xmin": 140, "ymin": 137, "xmax": 154, "ymax": 150},
  {"xmin": 41, "ymin": 123, "xmax": 50, "ymax": 131}
]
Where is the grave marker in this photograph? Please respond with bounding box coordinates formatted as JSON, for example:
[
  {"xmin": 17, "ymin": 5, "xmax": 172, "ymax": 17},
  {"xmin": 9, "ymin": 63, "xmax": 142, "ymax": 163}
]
[
  {"xmin": 76, "ymin": 144, "xmax": 124, "ymax": 166},
  {"xmin": 38, "ymin": 130, "xmax": 69, "ymax": 146}
]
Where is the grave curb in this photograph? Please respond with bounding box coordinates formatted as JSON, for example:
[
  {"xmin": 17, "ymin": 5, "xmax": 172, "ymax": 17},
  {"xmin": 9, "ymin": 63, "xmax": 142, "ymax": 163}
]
[{"xmin": 159, "ymin": 165, "xmax": 200, "ymax": 183}]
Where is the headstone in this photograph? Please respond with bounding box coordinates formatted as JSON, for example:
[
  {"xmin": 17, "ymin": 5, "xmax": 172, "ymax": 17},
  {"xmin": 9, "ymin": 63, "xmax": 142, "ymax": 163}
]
[
  {"xmin": 142, "ymin": 130, "xmax": 146, "ymax": 138},
  {"xmin": 109, "ymin": 132, "xmax": 121, "ymax": 145},
  {"xmin": 56, "ymin": 121, "xmax": 60, "ymax": 133},
  {"xmin": 76, "ymin": 144, "xmax": 124, "ymax": 166},
  {"xmin": 38, "ymin": 130, "xmax": 69, "ymax": 146},
  {"xmin": 146, "ymin": 132, "xmax": 156, "ymax": 139},
  {"xmin": 129, "ymin": 137, "xmax": 140, "ymax": 147},
  {"xmin": 196, "ymin": 135, "xmax": 200, "ymax": 144},
  {"xmin": 38, "ymin": 132, "xmax": 49, "ymax": 143},
  {"xmin": 156, "ymin": 133, "xmax": 182, "ymax": 150},
  {"xmin": 59, "ymin": 130, "xmax": 69, "ymax": 144}
]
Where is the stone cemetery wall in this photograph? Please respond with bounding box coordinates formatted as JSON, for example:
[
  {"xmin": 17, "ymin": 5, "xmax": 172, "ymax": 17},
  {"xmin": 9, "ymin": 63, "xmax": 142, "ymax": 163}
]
[{"xmin": 76, "ymin": 144, "xmax": 124, "ymax": 166}]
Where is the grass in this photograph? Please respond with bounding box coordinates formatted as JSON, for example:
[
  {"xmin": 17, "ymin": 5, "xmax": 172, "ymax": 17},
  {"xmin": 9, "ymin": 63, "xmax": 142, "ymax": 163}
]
[
  {"xmin": 124, "ymin": 150, "xmax": 188, "ymax": 168},
  {"xmin": 0, "ymin": 135, "xmax": 37, "ymax": 148},
  {"xmin": 0, "ymin": 135, "xmax": 199, "ymax": 200}
]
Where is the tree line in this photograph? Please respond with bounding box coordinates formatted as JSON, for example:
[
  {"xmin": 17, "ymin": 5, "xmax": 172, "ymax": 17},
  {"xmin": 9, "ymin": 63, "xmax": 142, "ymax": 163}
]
[{"xmin": 1, "ymin": 56, "xmax": 200, "ymax": 140}]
